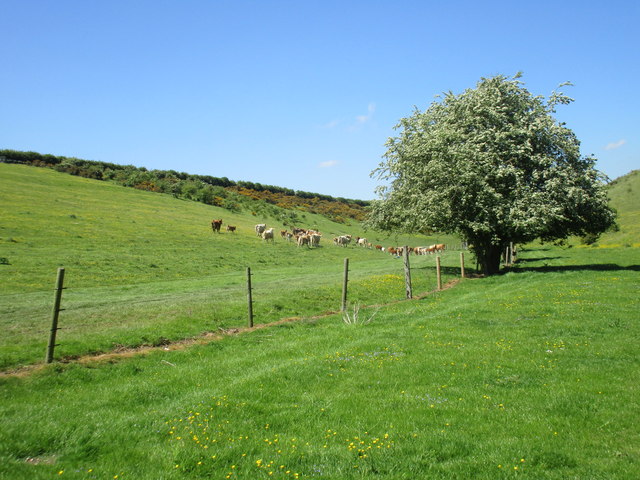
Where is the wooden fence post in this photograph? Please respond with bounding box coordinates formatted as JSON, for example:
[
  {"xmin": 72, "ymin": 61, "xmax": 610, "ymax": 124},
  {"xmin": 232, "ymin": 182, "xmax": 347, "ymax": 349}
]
[
  {"xmin": 45, "ymin": 267, "xmax": 65, "ymax": 364},
  {"xmin": 341, "ymin": 258, "xmax": 349, "ymax": 312},
  {"xmin": 436, "ymin": 256, "xmax": 442, "ymax": 291},
  {"xmin": 403, "ymin": 246, "xmax": 412, "ymax": 299},
  {"xmin": 246, "ymin": 267, "xmax": 254, "ymax": 328},
  {"xmin": 460, "ymin": 252, "xmax": 465, "ymax": 278}
]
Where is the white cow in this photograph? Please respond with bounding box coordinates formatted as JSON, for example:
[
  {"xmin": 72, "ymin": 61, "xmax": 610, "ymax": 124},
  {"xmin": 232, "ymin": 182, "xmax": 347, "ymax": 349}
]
[
  {"xmin": 262, "ymin": 228, "xmax": 274, "ymax": 242},
  {"xmin": 334, "ymin": 235, "xmax": 350, "ymax": 247},
  {"xmin": 255, "ymin": 224, "xmax": 267, "ymax": 237}
]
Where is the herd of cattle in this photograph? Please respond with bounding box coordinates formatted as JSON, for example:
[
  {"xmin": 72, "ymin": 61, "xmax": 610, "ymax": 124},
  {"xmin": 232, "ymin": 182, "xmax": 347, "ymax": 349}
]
[{"xmin": 211, "ymin": 219, "xmax": 446, "ymax": 255}]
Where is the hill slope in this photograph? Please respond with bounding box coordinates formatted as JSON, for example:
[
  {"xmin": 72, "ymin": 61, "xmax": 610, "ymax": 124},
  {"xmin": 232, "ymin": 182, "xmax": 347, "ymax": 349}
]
[
  {"xmin": 599, "ymin": 169, "xmax": 640, "ymax": 246},
  {"xmin": 0, "ymin": 149, "xmax": 369, "ymax": 222},
  {"xmin": 0, "ymin": 163, "xmax": 458, "ymax": 368}
]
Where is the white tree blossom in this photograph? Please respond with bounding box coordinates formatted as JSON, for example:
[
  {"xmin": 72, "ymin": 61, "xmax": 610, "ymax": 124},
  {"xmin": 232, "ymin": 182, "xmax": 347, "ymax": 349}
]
[{"xmin": 367, "ymin": 74, "xmax": 616, "ymax": 274}]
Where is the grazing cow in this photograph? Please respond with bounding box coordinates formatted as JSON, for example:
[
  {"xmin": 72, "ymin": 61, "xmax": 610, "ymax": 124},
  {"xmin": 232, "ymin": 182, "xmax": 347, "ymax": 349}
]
[
  {"xmin": 262, "ymin": 228, "xmax": 275, "ymax": 242},
  {"xmin": 280, "ymin": 230, "xmax": 288, "ymax": 238},
  {"xmin": 357, "ymin": 237, "xmax": 368, "ymax": 247},
  {"xmin": 334, "ymin": 235, "xmax": 350, "ymax": 247},
  {"xmin": 387, "ymin": 247, "xmax": 397, "ymax": 255},
  {"xmin": 226, "ymin": 225, "xmax": 236, "ymax": 233},
  {"xmin": 375, "ymin": 245, "xmax": 383, "ymax": 250},
  {"xmin": 297, "ymin": 234, "xmax": 310, "ymax": 247},
  {"xmin": 211, "ymin": 219, "xmax": 223, "ymax": 233},
  {"xmin": 434, "ymin": 243, "xmax": 446, "ymax": 253},
  {"xmin": 310, "ymin": 233, "xmax": 321, "ymax": 247},
  {"xmin": 255, "ymin": 224, "xmax": 267, "ymax": 237}
]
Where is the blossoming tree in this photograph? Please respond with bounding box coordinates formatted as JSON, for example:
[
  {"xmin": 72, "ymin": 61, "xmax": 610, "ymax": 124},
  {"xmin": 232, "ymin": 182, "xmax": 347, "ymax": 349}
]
[{"xmin": 367, "ymin": 74, "xmax": 616, "ymax": 275}]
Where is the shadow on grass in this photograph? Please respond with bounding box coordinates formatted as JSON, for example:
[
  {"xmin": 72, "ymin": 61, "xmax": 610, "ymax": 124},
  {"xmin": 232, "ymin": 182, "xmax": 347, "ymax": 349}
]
[
  {"xmin": 412, "ymin": 265, "xmax": 465, "ymax": 276},
  {"xmin": 510, "ymin": 263, "xmax": 640, "ymax": 274},
  {"xmin": 515, "ymin": 256, "xmax": 565, "ymax": 263}
]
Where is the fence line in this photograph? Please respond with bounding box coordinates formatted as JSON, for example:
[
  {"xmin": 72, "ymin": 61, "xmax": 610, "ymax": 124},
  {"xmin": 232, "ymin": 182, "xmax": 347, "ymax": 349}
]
[{"xmin": 38, "ymin": 249, "xmax": 474, "ymax": 364}]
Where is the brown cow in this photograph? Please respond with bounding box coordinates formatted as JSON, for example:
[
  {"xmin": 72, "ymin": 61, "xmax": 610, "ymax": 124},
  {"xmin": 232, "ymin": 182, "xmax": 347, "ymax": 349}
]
[{"xmin": 211, "ymin": 219, "xmax": 223, "ymax": 233}]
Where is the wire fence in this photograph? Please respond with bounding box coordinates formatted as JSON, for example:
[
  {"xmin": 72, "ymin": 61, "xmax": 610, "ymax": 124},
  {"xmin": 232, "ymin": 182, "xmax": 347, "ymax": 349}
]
[{"xmin": 2, "ymin": 246, "xmax": 485, "ymax": 369}]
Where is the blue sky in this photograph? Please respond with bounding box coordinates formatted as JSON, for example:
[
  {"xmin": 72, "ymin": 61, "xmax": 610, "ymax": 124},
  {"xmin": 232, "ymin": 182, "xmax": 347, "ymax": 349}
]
[{"xmin": 2, "ymin": 0, "xmax": 638, "ymax": 200}]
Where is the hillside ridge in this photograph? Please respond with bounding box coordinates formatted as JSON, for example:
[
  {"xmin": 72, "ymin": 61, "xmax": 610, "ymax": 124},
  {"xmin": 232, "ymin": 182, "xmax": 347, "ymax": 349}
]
[{"xmin": 0, "ymin": 149, "xmax": 369, "ymax": 223}]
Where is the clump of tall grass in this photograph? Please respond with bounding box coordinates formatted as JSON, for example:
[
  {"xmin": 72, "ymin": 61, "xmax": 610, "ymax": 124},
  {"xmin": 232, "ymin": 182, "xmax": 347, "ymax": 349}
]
[{"xmin": 342, "ymin": 303, "xmax": 379, "ymax": 325}]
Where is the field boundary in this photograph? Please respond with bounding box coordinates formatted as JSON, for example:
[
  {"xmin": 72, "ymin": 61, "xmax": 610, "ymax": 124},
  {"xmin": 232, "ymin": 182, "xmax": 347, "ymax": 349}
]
[{"xmin": 0, "ymin": 278, "xmax": 464, "ymax": 379}]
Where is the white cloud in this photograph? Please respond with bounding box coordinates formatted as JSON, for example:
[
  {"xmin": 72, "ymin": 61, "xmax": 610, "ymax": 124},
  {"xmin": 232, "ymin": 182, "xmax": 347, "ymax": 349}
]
[
  {"xmin": 355, "ymin": 102, "xmax": 376, "ymax": 125},
  {"xmin": 319, "ymin": 160, "xmax": 338, "ymax": 168},
  {"xmin": 604, "ymin": 139, "xmax": 626, "ymax": 150},
  {"xmin": 322, "ymin": 103, "xmax": 376, "ymax": 132},
  {"xmin": 321, "ymin": 119, "xmax": 341, "ymax": 129}
]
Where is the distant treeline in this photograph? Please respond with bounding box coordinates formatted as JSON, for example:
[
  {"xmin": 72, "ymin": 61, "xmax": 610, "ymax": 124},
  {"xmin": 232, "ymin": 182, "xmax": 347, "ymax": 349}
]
[{"xmin": 0, "ymin": 149, "xmax": 369, "ymax": 222}]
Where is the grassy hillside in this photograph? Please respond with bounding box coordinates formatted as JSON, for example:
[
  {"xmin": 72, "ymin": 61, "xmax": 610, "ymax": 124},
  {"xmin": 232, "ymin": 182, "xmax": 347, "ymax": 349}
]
[
  {"xmin": 0, "ymin": 149, "xmax": 370, "ymax": 222},
  {"xmin": 0, "ymin": 246, "xmax": 638, "ymax": 479},
  {"xmin": 0, "ymin": 163, "xmax": 460, "ymax": 369},
  {"xmin": 597, "ymin": 169, "xmax": 640, "ymax": 247}
]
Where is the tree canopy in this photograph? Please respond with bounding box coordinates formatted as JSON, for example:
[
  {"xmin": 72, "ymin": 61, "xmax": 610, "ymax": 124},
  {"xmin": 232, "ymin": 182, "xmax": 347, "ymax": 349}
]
[{"xmin": 366, "ymin": 74, "xmax": 616, "ymax": 274}]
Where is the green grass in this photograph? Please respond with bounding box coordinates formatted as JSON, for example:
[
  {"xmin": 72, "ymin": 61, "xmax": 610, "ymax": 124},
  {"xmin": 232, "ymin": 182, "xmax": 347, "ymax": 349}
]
[
  {"xmin": 587, "ymin": 169, "xmax": 640, "ymax": 247},
  {"xmin": 0, "ymin": 246, "xmax": 638, "ymax": 479},
  {"xmin": 1, "ymin": 162, "xmax": 639, "ymax": 478},
  {"xmin": 1, "ymin": 164, "xmax": 462, "ymax": 369}
]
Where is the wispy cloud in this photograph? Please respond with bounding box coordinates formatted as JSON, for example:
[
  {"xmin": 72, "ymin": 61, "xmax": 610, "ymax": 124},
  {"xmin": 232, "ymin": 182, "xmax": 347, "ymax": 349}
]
[
  {"xmin": 322, "ymin": 103, "xmax": 376, "ymax": 132},
  {"xmin": 321, "ymin": 119, "xmax": 341, "ymax": 129},
  {"xmin": 355, "ymin": 102, "xmax": 376, "ymax": 125},
  {"xmin": 604, "ymin": 139, "xmax": 626, "ymax": 150},
  {"xmin": 319, "ymin": 160, "xmax": 338, "ymax": 168}
]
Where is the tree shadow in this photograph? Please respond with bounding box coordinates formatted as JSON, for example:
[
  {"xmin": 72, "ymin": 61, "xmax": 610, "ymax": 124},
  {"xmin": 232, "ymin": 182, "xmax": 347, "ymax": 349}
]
[
  {"xmin": 515, "ymin": 256, "xmax": 565, "ymax": 263},
  {"xmin": 509, "ymin": 263, "xmax": 640, "ymax": 274},
  {"xmin": 412, "ymin": 265, "xmax": 464, "ymax": 276}
]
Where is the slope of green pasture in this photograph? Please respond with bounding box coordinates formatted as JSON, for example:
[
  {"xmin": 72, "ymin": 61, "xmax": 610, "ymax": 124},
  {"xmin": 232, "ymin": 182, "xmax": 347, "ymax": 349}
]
[
  {"xmin": 599, "ymin": 169, "xmax": 640, "ymax": 247},
  {"xmin": 0, "ymin": 163, "xmax": 461, "ymax": 369},
  {"xmin": 0, "ymin": 246, "xmax": 638, "ymax": 479}
]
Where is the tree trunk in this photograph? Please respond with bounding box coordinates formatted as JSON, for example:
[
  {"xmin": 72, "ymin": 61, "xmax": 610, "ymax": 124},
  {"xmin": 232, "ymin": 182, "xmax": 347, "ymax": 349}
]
[{"xmin": 478, "ymin": 244, "xmax": 503, "ymax": 276}]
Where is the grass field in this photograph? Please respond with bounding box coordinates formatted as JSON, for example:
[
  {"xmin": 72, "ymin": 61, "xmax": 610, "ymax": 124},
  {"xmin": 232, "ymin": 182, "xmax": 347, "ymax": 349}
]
[
  {"xmin": 594, "ymin": 169, "xmax": 640, "ymax": 248},
  {"xmin": 1, "ymin": 163, "xmax": 638, "ymax": 479},
  {"xmin": 0, "ymin": 246, "xmax": 638, "ymax": 479},
  {"xmin": 1, "ymin": 164, "xmax": 461, "ymax": 369}
]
